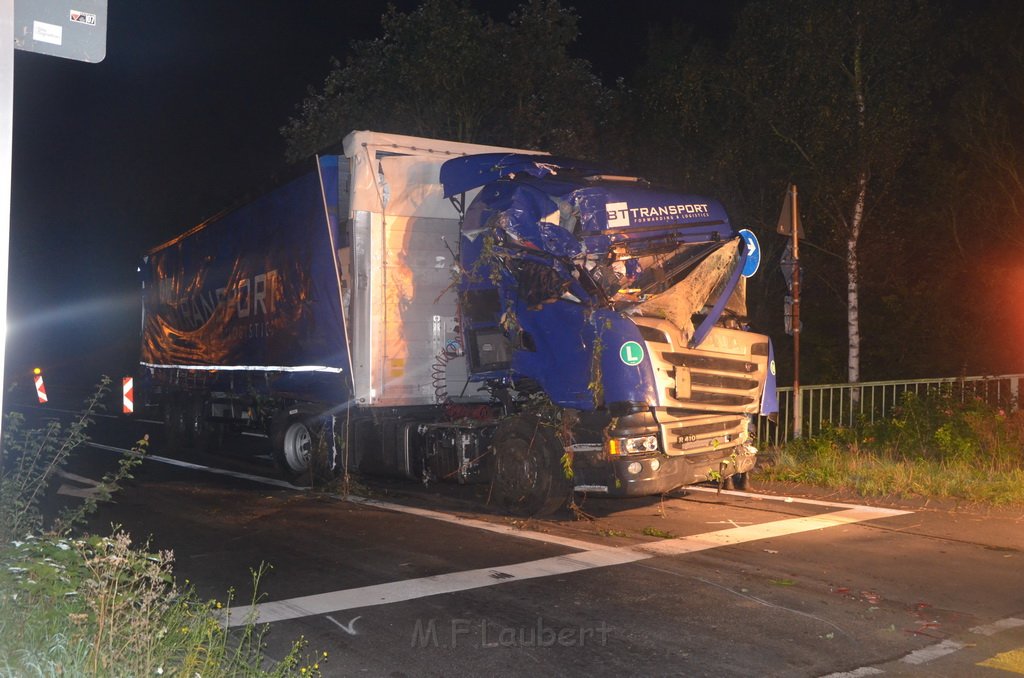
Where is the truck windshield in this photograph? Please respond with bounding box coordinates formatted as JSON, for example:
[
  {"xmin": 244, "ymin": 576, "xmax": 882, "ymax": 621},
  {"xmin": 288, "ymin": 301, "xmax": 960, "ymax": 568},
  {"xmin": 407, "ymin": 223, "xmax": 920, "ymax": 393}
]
[{"xmin": 580, "ymin": 238, "xmax": 743, "ymax": 336}]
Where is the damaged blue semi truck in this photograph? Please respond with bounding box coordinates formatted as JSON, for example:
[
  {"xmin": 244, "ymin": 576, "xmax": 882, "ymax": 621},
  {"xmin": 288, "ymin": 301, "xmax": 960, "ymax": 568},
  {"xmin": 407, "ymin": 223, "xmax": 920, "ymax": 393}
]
[{"xmin": 139, "ymin": 131, "xmax": 777, "ymax": 514}]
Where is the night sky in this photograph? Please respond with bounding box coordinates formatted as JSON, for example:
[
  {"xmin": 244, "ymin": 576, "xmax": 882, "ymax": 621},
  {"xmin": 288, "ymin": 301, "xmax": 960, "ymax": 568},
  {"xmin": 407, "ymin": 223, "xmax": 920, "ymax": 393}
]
[{"xmin": 7, "ymin": 1, "xmax": 735, "ymax": 390}]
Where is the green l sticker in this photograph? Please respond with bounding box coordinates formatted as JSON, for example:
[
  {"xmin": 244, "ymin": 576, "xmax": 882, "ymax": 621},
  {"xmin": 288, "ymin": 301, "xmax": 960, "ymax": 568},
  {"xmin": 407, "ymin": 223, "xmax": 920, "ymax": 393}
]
[{"xmin": 619, "ymin": 341, "xmax": 645, "ymax": 366}]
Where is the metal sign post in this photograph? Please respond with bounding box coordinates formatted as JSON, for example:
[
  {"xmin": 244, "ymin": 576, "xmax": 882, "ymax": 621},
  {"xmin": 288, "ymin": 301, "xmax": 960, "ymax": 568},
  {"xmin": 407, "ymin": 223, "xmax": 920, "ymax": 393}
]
[
  {"xmin": 1, "ymin": 0, "xmax": 14, "ymax": 433},
  {"xmin": 777, "ymin": 184, "xmax": 803, "ymax": 438},
  {"xmin": 0, "ymin": 0, "xmax": 106, "ymax": 437},
  {"xmin": 790, "ymin": 187, "xmax": 801, "ymax": 439}
]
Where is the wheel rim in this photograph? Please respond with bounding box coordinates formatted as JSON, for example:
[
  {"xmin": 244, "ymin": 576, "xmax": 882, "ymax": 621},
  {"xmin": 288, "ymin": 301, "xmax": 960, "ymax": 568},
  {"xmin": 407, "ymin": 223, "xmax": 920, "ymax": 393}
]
[
  {"xmin": 282, "ymin": 421, "xmax": 312, "ymax": 472},
  {"xmin": 496, "ymin": 433, "xmax": 541, "ymax": 500}
]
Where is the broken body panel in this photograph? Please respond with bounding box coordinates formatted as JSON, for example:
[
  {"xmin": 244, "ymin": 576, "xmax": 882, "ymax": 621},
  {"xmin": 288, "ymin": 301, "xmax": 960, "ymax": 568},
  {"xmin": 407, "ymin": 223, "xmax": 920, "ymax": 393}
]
[{"xmin": 445, "ymin": 154, "xmax": 776, "ymax": 495}]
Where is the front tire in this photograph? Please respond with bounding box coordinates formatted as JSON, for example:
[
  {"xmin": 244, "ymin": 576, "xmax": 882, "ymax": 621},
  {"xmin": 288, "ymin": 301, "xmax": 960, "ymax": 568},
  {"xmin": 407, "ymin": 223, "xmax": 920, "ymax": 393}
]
[{"xmin": 490, "ymin": 415, "xmax": 569, "ymax": 516}]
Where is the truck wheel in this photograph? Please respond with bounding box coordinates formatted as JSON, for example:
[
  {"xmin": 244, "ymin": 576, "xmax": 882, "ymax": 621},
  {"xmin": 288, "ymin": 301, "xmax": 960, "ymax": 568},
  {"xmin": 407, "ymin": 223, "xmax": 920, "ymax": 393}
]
[
  {"xmin": 272, "ymin": 412, "xmax": 333, "ymax": 485},
  {"xmin": 490, "ymin": 416, "xmax": 569, "ymax": 516}
]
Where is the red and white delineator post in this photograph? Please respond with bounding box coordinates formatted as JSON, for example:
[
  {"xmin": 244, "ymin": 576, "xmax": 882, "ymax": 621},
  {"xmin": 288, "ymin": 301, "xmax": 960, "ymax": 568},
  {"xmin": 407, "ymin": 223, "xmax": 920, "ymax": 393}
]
[
  {"xmin": 33, "ymin": 368, "xmax": 47, "ymax": 404},
  {"xmin": 122, "ymin": 377, "xmax": 134, "ymax": 414}
]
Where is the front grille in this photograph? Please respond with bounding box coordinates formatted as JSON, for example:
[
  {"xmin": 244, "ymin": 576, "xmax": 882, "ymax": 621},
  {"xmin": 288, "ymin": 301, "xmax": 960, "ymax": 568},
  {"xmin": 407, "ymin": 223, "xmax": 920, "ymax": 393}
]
[
  {"xmin": 691, "ymin": 373, "xmax": 760, "ymax": 391},
  {"xmin": 662, "ymin": 352, "xmax": 758, "ymax": 373},
  {"xmin": 676, "ymin": 392, "xmax": 756, "ymax": 407},
  {"xmin": 630, "ymin": 321, "xmax": 769, "ymax": 457},
  {"xmin": 643, "ymin": 324, "xmax": 769, "ymax": 416},
  {"xmin": 660, "ymin": 412, "xmax": 748, "ymax": 455}
]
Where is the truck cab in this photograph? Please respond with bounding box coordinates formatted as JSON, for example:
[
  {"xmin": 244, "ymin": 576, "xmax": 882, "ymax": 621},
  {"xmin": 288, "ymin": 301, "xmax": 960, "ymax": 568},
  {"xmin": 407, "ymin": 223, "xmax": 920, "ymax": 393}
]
[{"xmin": 441, "ymin": 154, "xmax": 776, "ymax": 511}]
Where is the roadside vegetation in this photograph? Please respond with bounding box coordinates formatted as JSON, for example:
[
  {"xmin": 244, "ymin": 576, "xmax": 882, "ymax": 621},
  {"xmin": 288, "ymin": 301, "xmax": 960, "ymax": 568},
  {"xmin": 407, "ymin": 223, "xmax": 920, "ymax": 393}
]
[
  {"xmin": 758, "ymin": 392, "xmax": 1024, "ymax": 507},
  {"xmin": 0, "ymin": 381, "xmax": 324, "ymax": 677}
]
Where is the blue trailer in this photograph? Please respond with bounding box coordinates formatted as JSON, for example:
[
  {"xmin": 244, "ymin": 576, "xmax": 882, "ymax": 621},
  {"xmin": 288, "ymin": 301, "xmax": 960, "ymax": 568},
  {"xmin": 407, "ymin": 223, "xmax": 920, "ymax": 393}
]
[{"xmin": 140, "ymin": 131, "xmax": 776, "ymax": 514}]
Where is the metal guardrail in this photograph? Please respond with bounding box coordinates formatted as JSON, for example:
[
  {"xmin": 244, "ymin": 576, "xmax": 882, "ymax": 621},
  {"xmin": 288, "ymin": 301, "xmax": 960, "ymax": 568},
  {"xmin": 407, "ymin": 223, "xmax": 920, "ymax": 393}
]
[{"xmin": 756, "ymin": 373, "xmax": 1024, "ymax": 446}]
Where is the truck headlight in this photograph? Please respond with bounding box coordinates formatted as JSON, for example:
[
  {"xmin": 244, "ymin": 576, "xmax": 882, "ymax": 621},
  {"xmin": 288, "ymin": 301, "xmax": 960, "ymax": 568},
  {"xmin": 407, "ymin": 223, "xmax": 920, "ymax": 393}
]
[
  {"xmin": 624, "ymin": 435, "xmax": 659, "ymax": 454},
  {"xmin": 608, "ymin": 434, "xmax": 660, "ymax": 456}
]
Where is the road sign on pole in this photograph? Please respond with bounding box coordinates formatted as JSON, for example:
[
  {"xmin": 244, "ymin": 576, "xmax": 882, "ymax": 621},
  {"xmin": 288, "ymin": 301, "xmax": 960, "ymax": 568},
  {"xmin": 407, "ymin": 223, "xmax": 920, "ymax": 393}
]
[
  {"xmin": 13, "ymin": 0, "xmax": 107, "ymax": 63},
  {"xmin": 1, "ymin": 1, "xmax": 14, "ymax": 431},
  {"xmin": 738, "ymin": 228, "xmax": 761, "ymax": 278},
  {"xmin": 777, "ymin": 184, "xmax": 803, "ymax": 438},
  {"xmin": 0, "ymin": 0, "xmax": 107, "ymax": 439}
]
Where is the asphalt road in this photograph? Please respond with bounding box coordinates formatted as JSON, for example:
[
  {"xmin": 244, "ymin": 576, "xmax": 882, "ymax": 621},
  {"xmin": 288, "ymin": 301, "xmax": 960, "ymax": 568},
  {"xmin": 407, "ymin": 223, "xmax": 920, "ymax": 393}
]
[{"xmin": 16, "ymin": 398, "xmax": 1024, "ymax": 677}]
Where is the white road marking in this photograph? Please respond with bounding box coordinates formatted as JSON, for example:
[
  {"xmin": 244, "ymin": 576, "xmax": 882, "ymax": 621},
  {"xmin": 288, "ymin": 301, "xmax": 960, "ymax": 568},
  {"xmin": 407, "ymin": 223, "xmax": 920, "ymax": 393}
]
[
  {"xmin": 55, "ymin": 467, "xmax": 104, "ymax": 499},
  {"xmin": 56, "ymin": 484, "xmax": 104, "ymax": 499},
  {"xmin": 142, "ymin": 453, "xmax": 307, "ymax": 490},
  {"xmin": 83, "ymin": 442, "xmax": 913, "ymax": 631},
  {"xmin": 226, "ymin": 505, "xmax": 910, "ymax": 627},
  {"xmin": 970, "ymin": 617, "xmax": 1024, "ymax": 636},
  {"xmin": 55, "ymin": 468, "xmax": 102, "ymax": 485},
  {"xmin": 87, "ymin": 442, "xmax": 145, "ymax": 456},
  {"xmin": 225, "ymin": 547, "xmax": 646, "ymax": 627},
  {"xmin": 343, "ymin": 495, "xmax": 615, "ymax": 552},
  {"xmin": 900, "ymin": 639, "xmax": 967, "ymax": 665},
  {"xmin": 12, "ymin": 403, "xmax": 160, "ymax": 424},
  {"xmin": 686, "ymin": 484, "xmax": 900, "ymax": 510},
  {"xmin": 86, "ymin": 443, "xmax": 306, "ymax": 490},
  {"xmin": 820, "ymin": 615, "xmax": 1024, "ymax": 676},
  {"xmin": 818, "ymin": 668, "xmax": 884, "ymax": 678},
  {"xmin": 325, "ymin": 615, "xmax": 362, "ymax": 635},
  {"xmin": 634, "ymin": 508, "xmax": 907, "ymax": 558}
]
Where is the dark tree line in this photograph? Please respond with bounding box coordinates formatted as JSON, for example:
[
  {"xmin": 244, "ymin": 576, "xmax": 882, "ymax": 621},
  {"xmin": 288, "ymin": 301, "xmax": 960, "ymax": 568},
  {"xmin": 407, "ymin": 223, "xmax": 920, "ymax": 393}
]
[{"xmin": 282, "ymin": 0, "xmax": 1024, "ymax": 384}]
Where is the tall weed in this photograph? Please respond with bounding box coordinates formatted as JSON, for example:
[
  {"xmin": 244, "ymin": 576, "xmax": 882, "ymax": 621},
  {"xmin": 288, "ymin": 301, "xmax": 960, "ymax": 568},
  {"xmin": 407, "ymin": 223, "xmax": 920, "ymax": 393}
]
[
  {"xmin": 0, "ymin": 381, "xmax": 326, "ymax": 676},
  {"xmin": 0, "ymin": 379, "xmax": 111, "ymax": 541},
  {"xmin": 0, "ymin": 533, "xmax": 324, "ymax": 677}
]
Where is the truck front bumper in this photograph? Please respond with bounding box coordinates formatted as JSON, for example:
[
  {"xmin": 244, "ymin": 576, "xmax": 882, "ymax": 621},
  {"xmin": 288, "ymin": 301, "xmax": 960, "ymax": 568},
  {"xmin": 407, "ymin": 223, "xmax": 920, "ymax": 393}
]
[{"xmin": 573, "ymin": 445, "xmax": 757, "ymax": 497}]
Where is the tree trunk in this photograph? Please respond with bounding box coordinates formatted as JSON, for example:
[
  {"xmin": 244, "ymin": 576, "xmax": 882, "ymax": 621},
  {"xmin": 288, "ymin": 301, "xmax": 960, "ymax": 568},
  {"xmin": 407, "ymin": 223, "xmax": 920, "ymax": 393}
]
[
  {"xmin": 847, "ymin": 172, "xmax": 866, "ymax": 384},
  {"xmin": 848, "ymin": 10, "xmax": 866, "ymax": 385}
]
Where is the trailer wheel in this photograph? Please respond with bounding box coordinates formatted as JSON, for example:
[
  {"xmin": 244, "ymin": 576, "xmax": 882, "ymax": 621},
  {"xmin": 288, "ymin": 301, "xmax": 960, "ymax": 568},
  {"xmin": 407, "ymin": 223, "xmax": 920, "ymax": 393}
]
[
  {"xmin": 490, "ymin": 415, "xmax": 569, "ymax": 516},
  {"xmin": 272, "ymin": 411, "xmax": 334, "ymax": 485}
]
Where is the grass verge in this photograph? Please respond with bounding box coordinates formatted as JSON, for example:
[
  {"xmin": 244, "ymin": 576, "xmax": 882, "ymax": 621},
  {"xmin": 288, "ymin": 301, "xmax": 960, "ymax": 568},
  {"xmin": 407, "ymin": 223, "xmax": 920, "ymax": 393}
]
[
  {"xmin": 757, "ymin": 391, "xmax": 1024, "ymax": 507},
  {"xmin": 0, "ymin": 533, "xmax": 326, "ymax": 677},
  {"xmin": 0, "ymin": 380, "xmax": 326, "ymax": 676}
]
